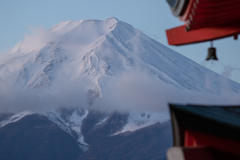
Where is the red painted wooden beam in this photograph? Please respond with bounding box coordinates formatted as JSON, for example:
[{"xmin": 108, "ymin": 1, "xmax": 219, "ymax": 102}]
[
  {"xmin": 167, "ymin": 147, "xmax": 240, "ymax": 160},
  {"xmin": 166, "ymin": 25, "xmax": 240, "ymax": 45},
  {"xmin": 179, "ymin": 0, "xmax": 196, "ymax": 21},
  {"xmin": 186, "ymin": 1, "xmax": 240, "ymax": 31},
  {"xmin": 180, "ymin": 0, "xmax": 240, "ymax": 22},
  {"xmin": 166, "ymin": 0, "xmax": 240, "ymax": 45},
  {"xmin": 186, "ymin": 17, "xmax": 240, "ymax": 31},
  {"xmin": 184, "ymin": 130, "xmax": 240, "ymax": 155}
]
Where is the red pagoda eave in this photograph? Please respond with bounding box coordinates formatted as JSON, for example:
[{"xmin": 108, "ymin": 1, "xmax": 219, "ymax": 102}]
[
  {"xmin": 184, "ymin": 129, "xmax": 240, "ymax": 155},
  {"xmin": 167, "ymin": 104, "xmax": 240, "ymax": 160},
  {"xmin": 166, "ymin": 0, "xmax": 240, "ymax": 45},
  {"xmin": 166, "ymin": 25, "xmax": 240, "ymax": 46}
]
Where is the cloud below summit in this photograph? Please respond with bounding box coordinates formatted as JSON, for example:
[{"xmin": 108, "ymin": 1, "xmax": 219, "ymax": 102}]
[{"xmin": 0, "ymin": 69, "xmax": 240, "ymax": 114}]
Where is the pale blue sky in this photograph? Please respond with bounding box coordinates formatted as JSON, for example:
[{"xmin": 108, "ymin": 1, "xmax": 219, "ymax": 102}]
[{"xmin": 1, "ymin": 0, "xmax": 240, "ymax": 82}]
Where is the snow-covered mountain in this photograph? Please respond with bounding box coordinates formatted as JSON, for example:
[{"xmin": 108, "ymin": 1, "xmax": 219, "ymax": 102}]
[
  {"xmin": 0, "ymin": 17, "xmax": 240, "ymax": 159},
  {"xmin": 1, "ymin": 17, "xmax": 239, "ymax": 93}
]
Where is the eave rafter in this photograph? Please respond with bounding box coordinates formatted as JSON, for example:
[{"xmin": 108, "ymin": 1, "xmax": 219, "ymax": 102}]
[{"xmin": 166, "ymin": 0, "xmax": 240, "ymax": 45}]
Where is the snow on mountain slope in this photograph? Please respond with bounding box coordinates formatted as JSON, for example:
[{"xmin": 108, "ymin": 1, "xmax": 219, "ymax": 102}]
[
  {"xmin": 45, "ymin": 109, "xmax": 169, "ymax": 146},
  {"xmin": 113, "ymin": 111, "xmax": 169, "ymax": 135},
  {"xmin": 0, "ymin": 111, "xmax": 33, "ymax": 128},
  {"xmin": 0, "ymin": 17, "xmax": 240, "ymax": 136},
  {"xmin": 45, "ymin": 109, "xmax": 89, "ymax": 151}
]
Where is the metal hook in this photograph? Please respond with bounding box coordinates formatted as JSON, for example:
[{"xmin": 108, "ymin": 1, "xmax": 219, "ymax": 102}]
[{"xmin": 210, "ymin": 40, "xmax": 213, "ymax": 47}]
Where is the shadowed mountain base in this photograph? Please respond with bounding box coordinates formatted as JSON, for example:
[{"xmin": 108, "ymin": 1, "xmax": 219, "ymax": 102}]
[
  {"xmin": 0, "ymin": 114, "xmax": 82, "ymax": 160},
  {"xmin": 0, "ymin": 112, "xmax": 172, "ymax": 160},
  {"xmin": 81, "ymin": 112, "xmax": 172, "ymax": 160}
]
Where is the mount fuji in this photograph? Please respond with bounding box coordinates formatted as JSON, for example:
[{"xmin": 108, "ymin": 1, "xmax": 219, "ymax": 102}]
[{"xmin": 0, "ymin": 17, "xmax": 240, "ymax": 160}]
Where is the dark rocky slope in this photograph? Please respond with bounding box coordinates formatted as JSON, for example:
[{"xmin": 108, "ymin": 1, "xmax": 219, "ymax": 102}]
[{"xmin": 0, "ymin": 112, "xmax": 172, "ymax": 160}]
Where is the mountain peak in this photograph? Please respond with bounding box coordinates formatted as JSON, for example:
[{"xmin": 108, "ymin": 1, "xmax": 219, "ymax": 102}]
[
  {"xmin": 50, "ymin": 17, "xmax": 119, "ymax": 34},
  {"xmin": 105, "ymin": 17, "xmax": 119, "ymax": 23},
  {"xmin": 1, "ymin": 17, "xmax": 240, "ymax": 113}
]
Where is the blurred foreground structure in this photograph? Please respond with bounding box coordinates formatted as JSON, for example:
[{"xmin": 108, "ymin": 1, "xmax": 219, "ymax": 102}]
[
  {"xmin": 165, "ymin": 0, "xmax": 240, "ymax": 60},
  {"xmin": 166, "ymin": 0, "xmax": 240, "ymax": 45},
  {"xmin": 165, "ymin": 1, "xmax": 240, "ymax": 159},
  {"xmin": 167, "ymin": 104, "xmax": 240, "ymax": 160}
]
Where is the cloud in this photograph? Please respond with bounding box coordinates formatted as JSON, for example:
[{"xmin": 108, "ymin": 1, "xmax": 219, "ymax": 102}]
[
  {"xmin": 221, "ymin": 65, "xmax": 240, "ymax": 82},
  {"xmin": 0, "ymin": 75, "xmax": 91, "ymax": 113},
  {"xmin": 10, "ymin": 27, "xmax": 60, "ymax": 54},
  {"xmin": 0, "ymin": 68, "xmax": 240, "ymax": 114},
  {"xmin": 201, "ymin": 61, "xmax": 240, "ymax": 84},
  {"xmin": 91, "ymin": 70, "xmax": 240, "ymax": 113}
]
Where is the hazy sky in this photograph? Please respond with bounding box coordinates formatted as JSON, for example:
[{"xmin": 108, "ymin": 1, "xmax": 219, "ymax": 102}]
[{"xmin": 1, "ymin": 0, "xmax": 240, "ymax": 82}]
